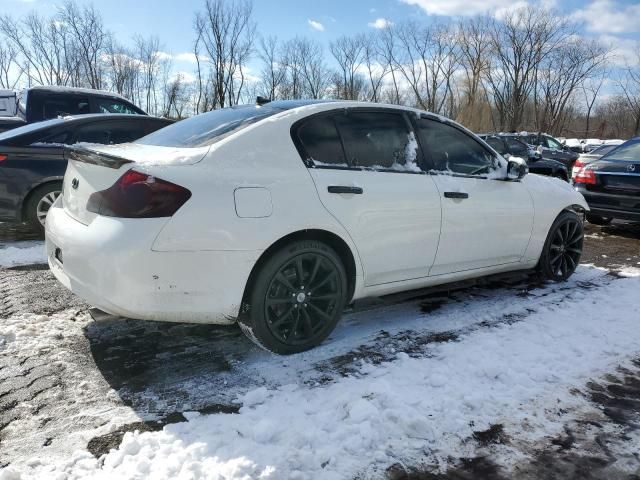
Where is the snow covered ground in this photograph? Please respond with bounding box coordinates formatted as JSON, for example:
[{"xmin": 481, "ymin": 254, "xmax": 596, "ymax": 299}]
[{"xmin": 1, "ymin": 263, "xmax": 639, "ymax": 479}]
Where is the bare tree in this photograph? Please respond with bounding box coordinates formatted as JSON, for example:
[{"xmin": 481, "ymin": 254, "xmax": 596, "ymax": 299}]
[
  {"xmin": 58, "ymin": 1, "xmax": 108, "ymax": 89},
  {"xmin": 392, "ymin": 22, "xmax": 459, "ymax": 113},
  {"xmin": 105, "ymin": 38, "xmax": 140, "ymax": 101},
  {"xmin": 280, "ymin": 37, "xmax": 305, "ymax": 99},
  {"xmin": 535, "ymin": 38, "xmax": 609, "ymax": 133},
  {"xmin": 298, "ymin": 38, "xmax": 331, "ymax": 99},
  {"xmin": 581, "ymin": 70, "xmax": 607, "ymax": 137},
  {"xmin": 484, "ymin": 6, "xmax": 573, "ymax": 131},
  {"xmin": 257, "ymin": 35, "xmax": 286, "ymax": 100},
  {"xmin": 457, "ymin": 17, "xmax": 491, "ymax": 130},
  {"xmin": 362, "ymin": 32, "xmax": 388, "ymax": 103},
  {"xmin": 330, "ymin": 34, "xmax": 366, "ymax": 100},
  {"xmin": 194, "ymin": 0, "xmax": 255, "ymax": 109},
  {"xmin": 135, "ymin": 35, "xmax": 166, "ymax": 114},
  {"xmin": 163, "ymin": 73, "xmax": 190, "ymax": 118},
  {"xmin": 0, "ymin": 12, "xmax": 79, "ymax": 86},
  {"xmin": 0, "ymin": 40, "xmax": 21, "ymax": 89},
  {"xmin": 619, "ymin": 49, "xmax": 640, "ymax": 136},
  {"xmin": 376, "ymin": 26, "xmax": 402, "ymax": 104}
]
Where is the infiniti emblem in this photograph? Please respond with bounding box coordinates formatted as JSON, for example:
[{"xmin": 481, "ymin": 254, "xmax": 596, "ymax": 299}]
[
  {"xmin": 71, "ymin": 178, "xmax": 79, "ymax": 189},
  {"xmin": 628, "ymin": 164, "xmax": 636, "ymax": 172}
]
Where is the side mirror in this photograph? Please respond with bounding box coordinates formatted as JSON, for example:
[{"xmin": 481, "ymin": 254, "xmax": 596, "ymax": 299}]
[{"xmin": 507, "ymin": 157, "xmax": 528, "ymax": 180}]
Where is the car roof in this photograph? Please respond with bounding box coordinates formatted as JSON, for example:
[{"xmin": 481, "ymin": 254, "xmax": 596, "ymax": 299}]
[{"xmin": 26, "ymin": 85, "xmax": 134, "ymax": 102}]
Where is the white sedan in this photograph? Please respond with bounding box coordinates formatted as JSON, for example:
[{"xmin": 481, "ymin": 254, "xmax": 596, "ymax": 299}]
[{"xmin": 45, "ymin": 101, "xmax": 588, "ymax": 354}]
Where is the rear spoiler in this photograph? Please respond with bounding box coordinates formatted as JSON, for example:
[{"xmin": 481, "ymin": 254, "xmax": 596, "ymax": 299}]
[{"xmin": 64, "ymin": 145, "xmax": 134, "ymax": 169}]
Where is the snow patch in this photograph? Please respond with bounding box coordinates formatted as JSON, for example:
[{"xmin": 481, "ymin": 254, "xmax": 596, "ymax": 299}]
[
  {"xmin": 0, "ymin": 241, "xmax": 46, "ymax": 267},
  {"xmin": 16, "ymin": 268, "xmax": 640, "ymax": 479}
]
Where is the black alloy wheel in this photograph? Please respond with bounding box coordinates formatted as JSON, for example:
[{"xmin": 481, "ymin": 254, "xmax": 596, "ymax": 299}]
[
  {"xmin": 538, "ymin": 211, "xmax": 584, "ymax": 281},
  {"xmin": 239, "ymin": 240, "xmax": 347, "ymax": 354}
]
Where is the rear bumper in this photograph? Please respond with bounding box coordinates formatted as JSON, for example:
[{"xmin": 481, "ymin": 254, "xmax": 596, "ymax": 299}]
[
  {"xmin": 577, "ymin": 188, "xmax": 640, "ymax": 221},
  {"xmin": 45, "ymin": 203, "xmax": 261, "ymax": 324}
]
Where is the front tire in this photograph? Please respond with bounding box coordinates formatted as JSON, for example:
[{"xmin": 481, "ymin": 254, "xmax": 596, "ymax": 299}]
[
  {"xmin": 538, "ymin": 211, "xmax": 584, "ymax": 281},
  {"xmin": 239, "ymin": 240, "xmax": 348, "ymax": 354},
  {"xmin": 25, "ymin": 183, "xmax": 62, "ymax": 233}
]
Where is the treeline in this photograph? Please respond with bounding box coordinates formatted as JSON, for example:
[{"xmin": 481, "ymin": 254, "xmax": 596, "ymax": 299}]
[{"xmin": 1, "ymin": 0, "xmax": 639, "ymax": 138}]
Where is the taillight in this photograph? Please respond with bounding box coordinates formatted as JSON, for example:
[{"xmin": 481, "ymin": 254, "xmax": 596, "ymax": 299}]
[
  {"xmin": 0, "ymin": 154, "xmax": 7, "ymax": 162},
  {"xmin": 573, "ymin": 159, "xmax": 584, "ymax": 170},
  {"xmin": 87, "ymin": 169, "xmax": 191, "ymax": 218},
  {"xmin": 574, "ymin": 167, "xmax": 596, "ymax": 185}
]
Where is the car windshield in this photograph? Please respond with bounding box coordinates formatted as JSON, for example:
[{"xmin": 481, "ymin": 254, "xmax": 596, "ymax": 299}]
[
  {"xmin": 546, "ymin": 136, "xmax": 563, "ymax": 149},
  {"xmin": 0, "ymin": 118, "xmax": 64, "ymax": 142},
  {"xmin": 601, "ymin": 139, "xmax": 640, "ymax": 162},
  {"xmin": 136, "ymin": 104, "xmax": 287, "ymax": 148}
]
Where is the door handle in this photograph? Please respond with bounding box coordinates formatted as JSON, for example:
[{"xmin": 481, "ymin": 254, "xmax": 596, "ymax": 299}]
[
  {"xmin": 328, "ymin": 186, "xmax": 363, "ymax": 194},
  {"xmin": 444, "ymin": 191, "xmax": 469, "ymax": 199}
]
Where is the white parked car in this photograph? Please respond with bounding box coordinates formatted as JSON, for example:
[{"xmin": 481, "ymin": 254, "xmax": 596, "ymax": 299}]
[{"xmin": 45, "ymin": 101, "xmax": 588, "ymax": 354}]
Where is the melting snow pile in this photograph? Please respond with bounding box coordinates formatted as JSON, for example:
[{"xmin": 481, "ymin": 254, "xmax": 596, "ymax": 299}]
[
  {"xmin": 0, "ymin": 242, "xmax": 46, "ymax": 267},
  {"xmin": 6, "ymin": 267, "xmax": 639, "ymax": 480}
]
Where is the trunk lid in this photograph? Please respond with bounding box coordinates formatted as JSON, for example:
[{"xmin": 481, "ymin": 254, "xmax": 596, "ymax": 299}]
[
  {"xmin": 62, "ymin": 143, "xmax": 208, "ymax": 225},
  {"xmin": 591, "ymin": 160, "xmax": 640, "ymax": 195}
]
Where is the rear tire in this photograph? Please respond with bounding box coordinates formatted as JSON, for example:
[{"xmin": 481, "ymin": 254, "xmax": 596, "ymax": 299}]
[
  {"xmin": 238, "ymin": 240, "xmax": 347, "ymax": 354},
  {"xmin": 25, "ymin": 182, "xmax": 62, "ymax": 233},
  {"xmin": 538, "ymin": 211, "xmax": 584, "ymax": 281},
  {"xmin": 586, "ymin": 214, "xmax": 613, "ymax": 226}
]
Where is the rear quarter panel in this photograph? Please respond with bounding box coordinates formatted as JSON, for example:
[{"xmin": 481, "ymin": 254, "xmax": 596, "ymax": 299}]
[{"xmin": 148, "ymin": 108, "xmax": 362, "ymax": 278}]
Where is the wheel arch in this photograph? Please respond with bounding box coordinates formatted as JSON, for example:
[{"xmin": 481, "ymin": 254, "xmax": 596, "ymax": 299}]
[
  {"xmin": 20, "ymin": 178, "xmax": 63, "ymax": 221},
  {"xmin": 241, "ymin": 229, "xmax": 359, "ymax": 309}
]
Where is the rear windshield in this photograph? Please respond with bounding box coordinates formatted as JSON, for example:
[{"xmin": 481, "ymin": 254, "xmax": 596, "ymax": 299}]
[
  {"xmin": 590, "ymin": 144, "xmax": 616, "ymax": 155},
  {"xmin": 136, "ymin": 105, "xmax": 286, "ymax": 148},
  {"xmin": 0, "ymin": 118, "xmax": 64, "ymax": 143},
  {"xmin": 602, "ymin": 140, "xmax": 640, "ymax": 162}
]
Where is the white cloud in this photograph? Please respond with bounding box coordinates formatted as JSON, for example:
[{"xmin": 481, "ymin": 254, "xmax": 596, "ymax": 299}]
[
  {"xmin": 573, "ymin": 0, "xmax": 640, "ymax": 34},
  {"xmin": 154, "ymin": 51, "xmax": 173, "ymax": 62},
  {"xmin": 400, "ymin": 0, "xmax": 524, "ymax": 16},
  {"xmin": 598, "ymin": 35, "xmax": 639, "ymax": 66},
  {"xmin": 173, "ymin": 52, "xmax": 200, "ymax": 63},
  {"xmin": 368, "ymin": 18, "xmax": 393, "ymax": 29},
  {"xmin": 307, "ymin": 19, "xmax": 325, "ymax": 31}
]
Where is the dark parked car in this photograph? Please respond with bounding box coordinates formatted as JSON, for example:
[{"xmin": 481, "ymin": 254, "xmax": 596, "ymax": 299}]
[
  {"xmin": 574, "ymin": 137, "xmax": 640, "ymax": 225},
  {"xmin": 0, "ymin": 114, "xmax": 172, "ymax": 231},
  {"xmin": 0, "ymin": 86, "xmax": 146, "ymax": 133},
  {"xmin": 571, "ymin": 144, "xmax": 622, "ymax": 180},
  {"xmin": 514, "ymin": 132, "xmax": 579, "ymax": 170},
  {"xmin": 479, "ymin": 134, "xmax": 569, "ymax": 181}
]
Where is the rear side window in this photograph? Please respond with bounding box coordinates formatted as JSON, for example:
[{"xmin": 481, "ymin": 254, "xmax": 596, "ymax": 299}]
[
  {"xmin": 417, "ymin": 119, "xmax": 496, "ymax": 175},
  {"xmin": 334, "ymin": 111, "xmax": 421, "ymax": 172},
  {"xmin": 137, "ymin": 105, "xmax": 285, "ymax": 148},
  {"xmin": 74, "ymin": 122, "xmax": 146, "ymax": 145},
  {"xmin": 41, "ymin": 97, "xmax": 90, "ymax": 119},
  {"xmin": 296, "ymin": 116, "xmax": 346, "ymax": 166},
  {"xmin": 506, "ymin": 138, "xmax": 528, "ymax": 157},
  {"xmin": 95, "ymin": 98, "xmax": 140, "ymax": 115},
  {"xmin": 484, "ymin": 137, "xmax": 507, "ymax": 155}
]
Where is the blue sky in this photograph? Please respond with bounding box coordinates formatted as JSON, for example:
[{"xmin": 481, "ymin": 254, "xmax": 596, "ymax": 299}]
[{"xmin": 3, "ymin": 0, "xmax": 640, "ymax": 76}]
